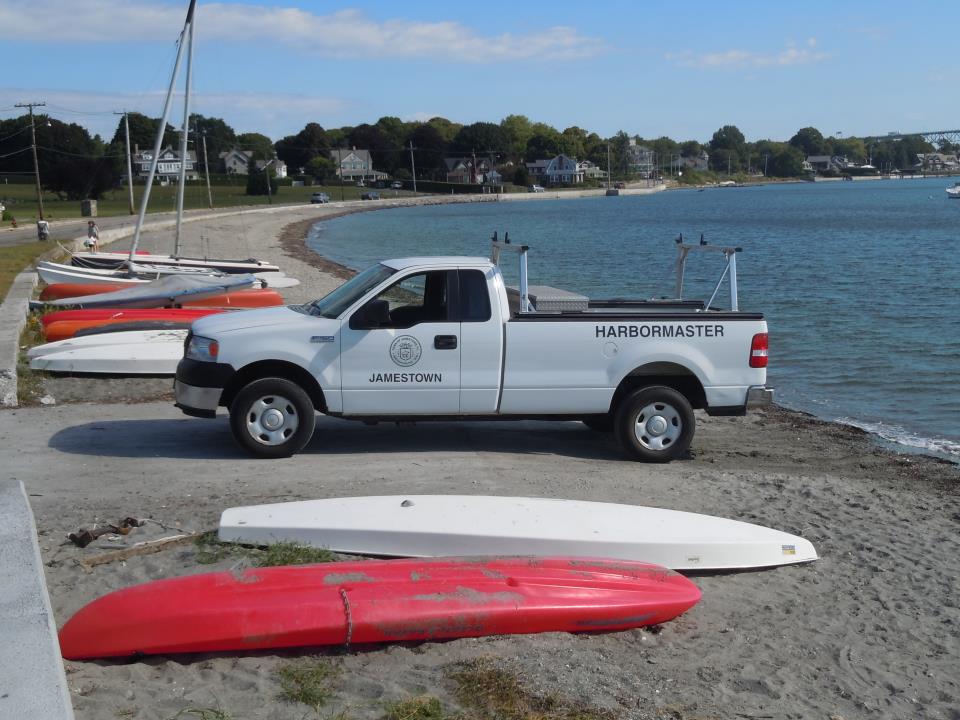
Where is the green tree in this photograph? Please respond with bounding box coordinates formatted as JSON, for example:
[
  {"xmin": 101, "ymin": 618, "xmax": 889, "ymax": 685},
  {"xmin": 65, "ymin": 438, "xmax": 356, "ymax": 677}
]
[
  {"xmin": 245, "ymin": 159, "xmax": 276, "ymax": 195},
  {"xmin": 767, "ymin": 146, "xmax": 806, "ymax": 177},
  {"xmin": 709, "ymin": 125, "xmax": 746, "ymax": 173},
  {"xmin": 237, "ymin": 132, "xmax": 274, "ymax": 161},
  {"xmin": 559, "ymin": 126, "xmax": 588, "ymax": 160},
  {"xmin": 305, "ymin": 156, "xmax": 335, "ymax": 183},
  {"xmin": 427, "ymin": 117, "xmax": 462, "ymax": 144},
  {"xmin": 348, "ymin": 123, "xmax": 393, "ymax": 172},
  {"xmin": 680, "ymin": 140, "xmax": 702, "ymax": 157},
  {"xmin": 109, "ymin": 111, "xmax": 176, "ymax": 151},
  {"xmin": 525, "ymin": 130, "xmax": 562, "ymax": 161},
  {"xmin": 500, "ymin": 114, "xmax": 533, "ymax": 161},
  {"xmin": 512, "ymin": 165, "xmax": 529, "ymax": 187},
  {"xmin": 189, "ymin": 114, "xmax": 236, "ymax": 173},
  {"xmin": 408, "ymin": 122, "xmax": 449, "ymax": 179},
  {"xmin": 450, "ymin": 122, "xmax": 506, "ymax": 156},
  {"xmin": 789, "ymin": 127, "xmax": 827, "ymax": 157},
  {"xmin": 276, "ymin": 122, "xmax": 330, "ymax": 174}
]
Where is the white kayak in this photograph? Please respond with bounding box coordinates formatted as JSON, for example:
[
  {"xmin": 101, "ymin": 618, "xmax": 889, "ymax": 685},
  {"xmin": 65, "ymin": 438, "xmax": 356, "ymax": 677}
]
[
  {"xmin": 28, "ymin": 329, "xmax": 188, "ymax": 359},
  {"xmin": 29, "ymin": 332, "xmax": 186, "ymax": 375},
  {"xmin": 218, "ymin": 495, "xmax": 819, "ymax": 571}
]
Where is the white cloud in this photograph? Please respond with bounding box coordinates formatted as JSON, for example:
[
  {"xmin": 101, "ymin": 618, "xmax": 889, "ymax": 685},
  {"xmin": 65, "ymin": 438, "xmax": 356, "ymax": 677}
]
[
  {"xmin": 0, "ymin": 87, "xmax": 346, "ymax": 139},
  {"xmin": 0, "ymin": 1, "xmax": 604, "ymax": 62},
  {"xmin": 667, "ymin": 40, "xmax": 828, "ymax": 69}
]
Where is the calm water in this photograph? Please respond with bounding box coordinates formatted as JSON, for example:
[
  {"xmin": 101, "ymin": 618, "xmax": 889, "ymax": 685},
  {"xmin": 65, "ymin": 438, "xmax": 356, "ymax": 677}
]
[{"xmin": 308, "ymin": 179, "xmax": 960, "ymax": 460}]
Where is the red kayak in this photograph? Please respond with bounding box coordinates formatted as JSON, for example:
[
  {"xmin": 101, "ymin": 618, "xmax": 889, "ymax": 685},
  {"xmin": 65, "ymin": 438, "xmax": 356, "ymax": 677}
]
[
  {"xmin": 41, "ymin": 307, "xmax": 220, "ymax": 328},
  {"xmin": 40, "ymin": 283, "xmax": 125, "ymax": 301},
  {"xmin": 58, "ymin": 556, "xmax": 701, "ymax": 659},
  {"xmin": 43, "ymin": 308, "xmax": 223, "ymax": 341}
]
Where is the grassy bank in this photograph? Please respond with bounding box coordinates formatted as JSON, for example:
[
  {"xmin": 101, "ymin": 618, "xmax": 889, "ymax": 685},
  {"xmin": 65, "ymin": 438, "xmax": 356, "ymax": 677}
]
[{"xmin": 0, "ymin": 240, "xmax": 51, "ymax": 298}]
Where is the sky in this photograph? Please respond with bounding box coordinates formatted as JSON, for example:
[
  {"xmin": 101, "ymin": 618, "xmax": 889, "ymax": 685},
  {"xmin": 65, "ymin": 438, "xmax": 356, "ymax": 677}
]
[{"xmin": 0, "ymin": 0, "xmax": 955, "ymax": 145}]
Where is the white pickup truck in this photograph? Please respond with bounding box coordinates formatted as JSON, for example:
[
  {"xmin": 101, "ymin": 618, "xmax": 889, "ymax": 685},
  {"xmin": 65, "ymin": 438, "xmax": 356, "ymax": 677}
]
[{"xmin": 174, "ymin": 238, "xmax": 772, "ymax": 461}]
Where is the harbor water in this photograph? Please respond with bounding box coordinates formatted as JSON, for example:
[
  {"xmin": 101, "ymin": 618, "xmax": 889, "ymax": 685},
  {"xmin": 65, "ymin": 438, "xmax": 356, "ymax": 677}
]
[{"xmin": 308, "ymin": 178, "xmax": 960, "ymax": 461}]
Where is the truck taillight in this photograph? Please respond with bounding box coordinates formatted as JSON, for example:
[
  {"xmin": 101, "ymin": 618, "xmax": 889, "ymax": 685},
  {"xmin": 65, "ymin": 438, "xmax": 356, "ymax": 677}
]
[{"xmin": 749, "ymin": 333, "xmax": 768, "ymax": 368}]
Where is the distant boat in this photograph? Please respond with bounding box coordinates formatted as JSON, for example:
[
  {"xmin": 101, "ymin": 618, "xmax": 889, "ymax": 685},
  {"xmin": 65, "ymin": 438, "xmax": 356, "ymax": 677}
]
[{"xmin": 947, "ymin": 182, "xmax": 960, "ymax": 199}]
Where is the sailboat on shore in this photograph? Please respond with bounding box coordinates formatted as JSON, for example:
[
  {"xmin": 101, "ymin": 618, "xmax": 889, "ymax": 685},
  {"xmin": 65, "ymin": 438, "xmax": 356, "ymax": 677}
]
[{"xmin": 65, "ymin": 0, "xmax": 286, "ymax": 279}]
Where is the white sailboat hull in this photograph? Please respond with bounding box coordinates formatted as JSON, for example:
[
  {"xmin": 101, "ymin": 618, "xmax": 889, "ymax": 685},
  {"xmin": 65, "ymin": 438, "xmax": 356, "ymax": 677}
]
[
  {"xmin": 71, "ymin": 251, "xmax": 281, "ymax": 274},
  {"xmin": 218, "ymin": 495, "xmax": 819, "ymax": 571}
]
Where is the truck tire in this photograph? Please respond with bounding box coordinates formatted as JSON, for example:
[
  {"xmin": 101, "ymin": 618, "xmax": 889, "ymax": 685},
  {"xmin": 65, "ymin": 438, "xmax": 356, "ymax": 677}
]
[
  {"xmin": 614, "ymin": 386, "xmax": 694, "ymax": 463},
  {"xmin": 229, "ymin": 378, "xmax": 316, "ymax": 458}
]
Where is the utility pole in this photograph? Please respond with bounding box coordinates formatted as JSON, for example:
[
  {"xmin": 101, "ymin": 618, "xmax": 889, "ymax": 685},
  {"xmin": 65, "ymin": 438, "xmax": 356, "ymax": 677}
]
[
  {"xmin": 337, "ymin": 147, "xmax": 344, "ymax": 201},
  {"xmin": 115, "ymin": 110, "xmax": 135, "ymax": 214},
  {"xmin": 606, "ymin": 143, "xmax": 611, "ymax": 189},
  {"xmin": 15, "ymin": 101, "xmax": 46, "ymax": 220},
  {"xmin": 264, "ymin": 162, "xmax": 272, "ymax": 204},
  {"xmin": 763, "ymin": 154, "xmax": 769, "ymax": 177},
  {"xmin": 201, "ymin": 131, "xmax": 213, "ymax": 208},
  {"xmin": 727, "ymin": 154, "xmax": 731, "ymax": 177},
  {"xmin": 408, "ymin": 141, "xmax": 417, "ymax": 193}
]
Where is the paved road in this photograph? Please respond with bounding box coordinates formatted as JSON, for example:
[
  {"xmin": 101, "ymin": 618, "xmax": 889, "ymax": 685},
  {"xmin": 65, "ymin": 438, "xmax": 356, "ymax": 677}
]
[{"xmin": 0, "ymin": 203, "xmax": 308, "ymax": 248}]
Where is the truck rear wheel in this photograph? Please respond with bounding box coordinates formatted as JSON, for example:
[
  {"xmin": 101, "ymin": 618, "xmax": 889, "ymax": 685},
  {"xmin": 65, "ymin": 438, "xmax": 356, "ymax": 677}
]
[
  {"xmin": 229, "ymin": 378, "xmax": 316, "ymax": 458},
  {"xmin": 614, "ymin": 386, "xmax": 694, "ymax": 462}
]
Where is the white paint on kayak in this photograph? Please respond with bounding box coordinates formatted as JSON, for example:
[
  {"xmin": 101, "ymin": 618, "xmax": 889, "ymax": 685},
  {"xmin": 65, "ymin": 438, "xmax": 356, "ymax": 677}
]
[{"xmin": 218, "ymin": 495, "xmax": 819, "ymax": 571}]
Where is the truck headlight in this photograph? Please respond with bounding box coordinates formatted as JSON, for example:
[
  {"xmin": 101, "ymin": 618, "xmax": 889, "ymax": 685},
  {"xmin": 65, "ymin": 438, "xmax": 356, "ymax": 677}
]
[{"xmin": 185, "ymin": 335, "xmax": 219, "ymax": 362}]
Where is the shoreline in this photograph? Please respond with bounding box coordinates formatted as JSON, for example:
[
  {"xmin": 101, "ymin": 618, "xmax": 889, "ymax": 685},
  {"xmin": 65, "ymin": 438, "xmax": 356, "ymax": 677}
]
[
  {"xmin": 8, "ymin": 200, "xmax": 959, "ymax": 719},
  {"xmin": 280, "ymin": 203, "xmax": 960, "ymax": 468}
]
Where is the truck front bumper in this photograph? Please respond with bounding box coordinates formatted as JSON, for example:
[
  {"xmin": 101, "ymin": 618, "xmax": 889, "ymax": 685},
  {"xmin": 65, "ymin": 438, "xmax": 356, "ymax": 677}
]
[
  {"xmin": 173, "ymin": 358, "xmax": 235, "ymax": 419},
  {"xmin": 746, "ymin": 385, "xmax": 775, "ymax": 409},
  {"xmin": 174, "ymin": 381, "xmax": 221, "ymax": 418}
]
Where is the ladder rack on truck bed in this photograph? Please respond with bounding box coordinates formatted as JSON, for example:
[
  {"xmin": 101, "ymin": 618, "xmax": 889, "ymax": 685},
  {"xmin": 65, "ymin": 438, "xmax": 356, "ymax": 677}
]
[{"xmin": 490, "ymin": 232, "xmax": 744, "ymax": 314}]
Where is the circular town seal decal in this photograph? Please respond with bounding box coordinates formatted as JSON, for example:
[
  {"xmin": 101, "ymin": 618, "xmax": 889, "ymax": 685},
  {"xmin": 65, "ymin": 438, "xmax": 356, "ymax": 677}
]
[{"xmin": 389, "ymin": 335, "xmax": 422, "ymax": 367}]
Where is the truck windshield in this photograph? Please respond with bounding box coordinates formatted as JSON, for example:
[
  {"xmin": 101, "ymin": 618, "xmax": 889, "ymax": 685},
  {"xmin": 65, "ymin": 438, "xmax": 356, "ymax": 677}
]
[{"xmin": 308, "ymin": 263, "xmax": 397, "ymax": 318}]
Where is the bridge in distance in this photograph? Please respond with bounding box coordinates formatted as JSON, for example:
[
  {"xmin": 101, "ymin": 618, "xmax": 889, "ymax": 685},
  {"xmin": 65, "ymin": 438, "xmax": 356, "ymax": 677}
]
[{"xmin": 863, "ymin": 129, "xmax": 960, "ymax": 145}]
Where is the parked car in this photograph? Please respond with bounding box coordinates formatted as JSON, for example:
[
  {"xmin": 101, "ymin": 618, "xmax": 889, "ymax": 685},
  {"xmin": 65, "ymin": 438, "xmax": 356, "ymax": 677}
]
[
  {"xmin": 528, "ymin": 185, "xmax": 545, "ymax": 193},
  {"xmin": 391, "ymin": 181, "xmax": 403, "ymax": 189},
  {"xmin": 310, "ymin": 192, "xmax": 330, "ymax": 204},
  {"xmin": 361, "ymin": 191, "xmax": 380, "ymax": 200}
]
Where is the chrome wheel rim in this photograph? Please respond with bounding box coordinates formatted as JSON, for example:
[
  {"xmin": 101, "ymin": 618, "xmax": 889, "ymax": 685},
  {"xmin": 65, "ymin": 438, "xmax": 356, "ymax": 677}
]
[
  {"xmin": 246, "ymin": 395, "xmax": 299, "ymax": 446},
  {"xmin": 633, "ymin": 401, "xmax": 682, "ymax": 451}
]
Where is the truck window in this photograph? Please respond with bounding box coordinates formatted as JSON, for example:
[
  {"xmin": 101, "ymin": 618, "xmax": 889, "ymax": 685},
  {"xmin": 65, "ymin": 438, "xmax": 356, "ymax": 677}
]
[
  {"xmin": 369, "ymin": 270, "xmax": 449, "ymax": 328},
  {"xmin": 459, "ymin": 269, "xmax": 491, "ymax": 322}
]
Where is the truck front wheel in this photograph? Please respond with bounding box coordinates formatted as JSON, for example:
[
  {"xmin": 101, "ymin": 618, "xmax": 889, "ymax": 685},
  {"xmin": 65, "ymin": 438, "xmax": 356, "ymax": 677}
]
[
  {"xmin": 229, "ymin": 378, "xmax": 316, "ymax": 458},
  {"xmin": 614, "ymin": 386, "xmax": 694, "ymax": 462}
]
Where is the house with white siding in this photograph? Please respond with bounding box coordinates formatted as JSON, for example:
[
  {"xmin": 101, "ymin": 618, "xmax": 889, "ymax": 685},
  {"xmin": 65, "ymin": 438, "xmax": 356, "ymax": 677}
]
[
  {"xmin": 330, "ymin": 148, "xmax": 388, "ymax": 183},
  {"xmin": 133, "ymin": 145, "xmax": 198, "ymax": 182}
]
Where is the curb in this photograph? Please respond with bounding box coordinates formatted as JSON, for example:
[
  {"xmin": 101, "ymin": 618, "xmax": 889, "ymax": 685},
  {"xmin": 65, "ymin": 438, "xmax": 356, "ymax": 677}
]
[
  {"xmin": 0, "ymin": 480, "xmax": 76, "ymax": 719},
  {"xmin": 0, "ymin": 271, "xmax": 38, "ymax": 407}
]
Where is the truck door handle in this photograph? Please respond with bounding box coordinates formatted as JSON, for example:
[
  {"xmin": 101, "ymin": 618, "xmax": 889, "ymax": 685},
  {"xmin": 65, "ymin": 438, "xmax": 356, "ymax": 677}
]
[{"xmin": 434, "ymin": 335, "xmax": 457, "ymax": 350}]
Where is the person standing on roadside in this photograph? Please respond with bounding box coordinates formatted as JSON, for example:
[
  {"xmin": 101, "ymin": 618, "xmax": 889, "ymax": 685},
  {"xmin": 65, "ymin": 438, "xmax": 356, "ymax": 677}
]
[{"xmin": 85, "ymin": 220, "xmax": 100, "ymax": 252}]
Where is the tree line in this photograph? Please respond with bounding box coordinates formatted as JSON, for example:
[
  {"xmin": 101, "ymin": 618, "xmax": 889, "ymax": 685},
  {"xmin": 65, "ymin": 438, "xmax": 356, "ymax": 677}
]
[{"xmin": 0, "ymin": 111, "xmax": 949, "ymax": 200}]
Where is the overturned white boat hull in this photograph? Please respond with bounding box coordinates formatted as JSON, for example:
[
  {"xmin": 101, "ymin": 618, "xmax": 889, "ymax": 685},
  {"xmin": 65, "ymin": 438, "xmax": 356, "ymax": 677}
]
[
  {"xmin": 28, "ymin": 329, "xmax": 188, "ymax": 359},
  {"xmin": 29, "ymin": 333, "xmax": 185, "ymax": 375},
  {"xmin": 218, "ymin": 495, "xmax": 819, "ymax": 571}
]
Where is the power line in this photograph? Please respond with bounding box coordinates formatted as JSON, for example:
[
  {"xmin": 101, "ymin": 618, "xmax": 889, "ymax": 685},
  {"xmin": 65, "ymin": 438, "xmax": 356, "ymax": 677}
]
[
  {"xmin": 0, "ymin": 147, "xmax": 32, "ymax": 159},
  {"xmin": 0, "ymin": 125, "xmax": 32, "ymax": 143}
]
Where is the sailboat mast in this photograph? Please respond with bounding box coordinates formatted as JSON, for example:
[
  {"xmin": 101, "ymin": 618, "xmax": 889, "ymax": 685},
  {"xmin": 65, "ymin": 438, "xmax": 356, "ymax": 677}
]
[
  {"xmin": 128, "ymin": 0, "xmax": 197, "ymax": 262},
  {"xmin": 174, "ymin": 7, "xmax": 195, "ymax": 257}
]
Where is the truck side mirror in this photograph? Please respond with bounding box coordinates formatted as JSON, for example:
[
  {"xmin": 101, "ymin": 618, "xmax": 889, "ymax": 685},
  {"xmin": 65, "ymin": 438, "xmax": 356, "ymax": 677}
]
[{"xmin": 350, "ymin": 298, "xmax": 391, "ymax": 329}]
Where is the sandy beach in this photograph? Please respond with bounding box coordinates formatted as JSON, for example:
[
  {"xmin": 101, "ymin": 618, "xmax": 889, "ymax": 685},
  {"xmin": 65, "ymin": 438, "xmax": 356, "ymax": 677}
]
[{"xmin": 11, "ymin": 201, "xmax": 960, "ymax": 719}]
